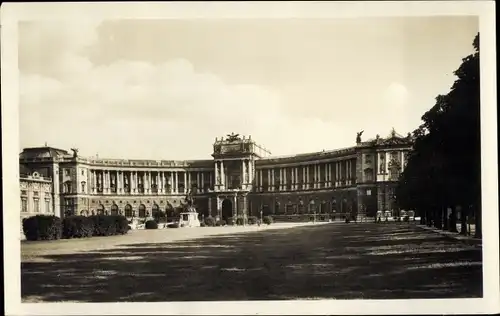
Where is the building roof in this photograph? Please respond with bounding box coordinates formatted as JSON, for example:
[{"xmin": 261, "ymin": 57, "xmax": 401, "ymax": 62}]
[{"xmin": 19, "ymin": 146, "xmax": 70, "ymax": 160}]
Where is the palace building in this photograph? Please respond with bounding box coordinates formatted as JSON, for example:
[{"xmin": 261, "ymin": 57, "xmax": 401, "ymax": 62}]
[{"xmin": 19, "ymin": 129, "xmax": 413, "ymax": 223}]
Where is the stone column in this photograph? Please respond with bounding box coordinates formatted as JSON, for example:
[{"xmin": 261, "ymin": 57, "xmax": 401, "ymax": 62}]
[
  {"xmin": 201, "ymin": 172, "xmax": 205, "ymax": 192},
  {"xmin": 283, "ymin": 168, "xmax": 287, "ymax": 191},
  {"xmin": 233, "ymin": 195, "xmax": 237, "ymax": 217},
  {"xmin": 208, "ymin": 196, "xmax": 212, "ymax": 217},
  {"xmin": 214, "ymin": 162, "xmax": 219, "ymax": 189},
  {"xmin": 268, "ymin": 169, "xmax": 272, "ymax": 191},
  {"xmin": 271, "ymin": 169, "xmax": 275, "ymax": 192},
  {"xmin": 174, "ymin": 172, "xmax": 179, "ymax": 194},
  {"xmin": 134, "ymin": 171, "xmax": 139, "ymax": 194},
  {"xmin": 260, "ymin": 170, "xmax": 263, "ymax": 189},
  {"xmin": 92, "ymin": 170, "xmax": 96, "ymax": 194},
  {"xmin": 241, "ymin": 160, "xmax": 246, "ymax": 188},
  {"xmin": 106, "ymin": 171, "xmax": 111, "ymax": 194},
  {"xmin": 116, "ymin": 171, "xmax": 121, "ymax": 194},
  {"xmin": 220, "ymin": 161, "xmax": 225, "ymax": 190}
]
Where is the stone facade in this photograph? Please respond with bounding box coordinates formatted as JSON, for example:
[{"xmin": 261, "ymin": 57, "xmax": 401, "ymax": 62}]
[
  {"xmin": 19, "ymin": 130, "xmax": 412, "ymax": 222},
  {"xmin": 20, "ymin": 172, "xmax": 54, "ymax": 227}
]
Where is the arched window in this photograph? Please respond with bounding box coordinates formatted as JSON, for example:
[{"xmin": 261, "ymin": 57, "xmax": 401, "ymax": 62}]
[
  {"xmin": 81, "ymin": 181, "xmax": 86, "ymax": 193},
  {"xmin": 331, "ymin": 199, "xmax": 337, "ymax": 213},
  {"xmin": 321, "ymin": 201, "xmax": 327, "ymax": 214},
  {"xmin": 298, "ymin": 199, "xmax": 305, "ymax": 214},
  {"xmin": 111, "ymin": 204, "xmax": 119, "ymax": 215},
  {"xmin": 97, "ymin": 204, "xmax": 105, "ymax": 215},
  {"xmin": 139, "ymin": 204, "xmax": 146, "ymax": 217},
  {"xmin": 125, "ymin": 204, "xmax": 133, "ymax": 217},
  {"xmin": 63, "ymin": 181, "xmax": 72, "ymax": 193},
  {"xmin": 152, "ymin": 203, "xmax": 160, "ymax": 218}
]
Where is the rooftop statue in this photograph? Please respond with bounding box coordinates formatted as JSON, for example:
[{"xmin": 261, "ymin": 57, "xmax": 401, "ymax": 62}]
[
  {"xmin": 226, "ymin": 132, "xmax": 241, "ymax": 142},
  {"xmin": 70, "ymin": 148, "xmax": 79, "ymax": 158},
  {"xmin": 356, "ymin": 130, "xmax": 364, "ymax": 144}
]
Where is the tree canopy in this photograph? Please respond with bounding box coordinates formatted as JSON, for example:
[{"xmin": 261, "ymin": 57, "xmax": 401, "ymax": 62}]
[{"xmin": 395, "ymin": 33, "xmax": 481, "ymax": 237}]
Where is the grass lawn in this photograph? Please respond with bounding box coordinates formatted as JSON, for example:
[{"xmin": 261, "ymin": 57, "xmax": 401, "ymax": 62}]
[{"xmin": 21, "ymin": 222, "xmax": 482, "ymax": 302}]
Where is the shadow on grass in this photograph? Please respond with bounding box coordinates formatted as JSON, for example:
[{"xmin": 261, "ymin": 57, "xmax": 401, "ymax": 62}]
[{"xmin": 21, "ymin": 223, "xmax": 482, "ymax": 302}]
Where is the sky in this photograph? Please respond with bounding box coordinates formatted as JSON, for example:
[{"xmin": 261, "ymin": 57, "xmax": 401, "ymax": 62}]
[{"xmin": 18, "ymin": 17, "xmax": 479, "ymax": 160}]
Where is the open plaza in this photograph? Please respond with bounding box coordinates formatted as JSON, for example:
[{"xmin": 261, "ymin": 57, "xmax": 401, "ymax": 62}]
[{"xmin": 21, "ymin": 221, "xmax": 482, "ymax": 302}]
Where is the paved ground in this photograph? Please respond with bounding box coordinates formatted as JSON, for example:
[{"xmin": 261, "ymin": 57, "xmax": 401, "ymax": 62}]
[{"xmin": 21, "ymin": 222, "xmax": 482, "ymax": 302}]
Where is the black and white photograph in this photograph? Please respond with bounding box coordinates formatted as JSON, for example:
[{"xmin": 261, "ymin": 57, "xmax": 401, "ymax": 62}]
[{"xmin": 1, "ymin": 1, "xmax": 498, "ymax": 315}]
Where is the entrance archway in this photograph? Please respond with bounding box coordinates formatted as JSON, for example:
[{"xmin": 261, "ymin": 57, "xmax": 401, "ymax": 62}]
[
  {"xmin": 111, "ymin": 203, "xmax": 119, "ymax": 215},
  {"xmin": 221, "ymin": 199, "xmax": 233, "ymax": 221}
]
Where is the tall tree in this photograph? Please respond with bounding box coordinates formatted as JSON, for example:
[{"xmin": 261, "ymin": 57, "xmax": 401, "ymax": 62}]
[{"xmin": 396, "ymin": 33, "xmax": 481, "ymax": 237}]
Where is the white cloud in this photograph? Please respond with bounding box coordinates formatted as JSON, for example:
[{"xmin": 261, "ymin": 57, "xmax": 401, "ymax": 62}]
[{"xmin": 18, "ymin": 20, "xmax": 425, "ymax": 159}]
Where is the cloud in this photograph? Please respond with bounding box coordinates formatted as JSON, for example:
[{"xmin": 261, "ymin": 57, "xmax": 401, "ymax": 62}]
[{"xmin": 18, "ymin": 20, "xmax": 411, "ymax": 159}]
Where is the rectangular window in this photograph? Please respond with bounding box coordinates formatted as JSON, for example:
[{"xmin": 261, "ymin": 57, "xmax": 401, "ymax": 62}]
[
  {"xmin": 21, "ymin": 198, "xmax": 28, "ymax": 213},
  {"xmin": 45, "ymin": 200, "xmax": 50, "ymax": 213},
  {"xmin": 65, "ymin": 169, "xmax": 70, "ymax": 176},
  {"xmin": 33, "ymin": 198, "xmax": 40, "ymax": 213}
]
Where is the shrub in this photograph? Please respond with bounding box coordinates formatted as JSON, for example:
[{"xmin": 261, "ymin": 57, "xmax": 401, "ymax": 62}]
[
  {"xmin": 345, "ymin": 217, "xmax": 351, "ymax": 223},
  {"xmin": 247, "ymin": 216, "xmax": 259, "ymax": 225},
  {"xmin": 200, "ymin": 222, "xmax": 206, "ymax": 227},
  {"xmin": 62, "ymin": 216, "xmax": 94, "ymax": 238},
  {"xmin": 145, "ymin": 220, "xmax": 158, "ymax": 229},
  {"xmin": 227, "ymin": 217, "xmax": 236, "ymax": 226},
  {"xmin": 236, "ymin": 217, "xmax": 245, "ymax": 226},
  {"xmin": 403, "ymin": 215, "xmax": 410, "ymax": 222},
  {"xmin": 204, "ymin": 216, "xmax": 216, "ymax": 227},
  {"xmin": 215, "ymin": 220, "xmax": 226, "ymax": 226},
  {"xmin": 90, "ymin": 215, "xmax": 129, "ymax": 236},
  {"xmin": 22, "ymin": 215, "xmax": 62, "ymax": 241},
  {"xmin": 263, "ymin": 216, "xmax": 273, "ymax": 225}
]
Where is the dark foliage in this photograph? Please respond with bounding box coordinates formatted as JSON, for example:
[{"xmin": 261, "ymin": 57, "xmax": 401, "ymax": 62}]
[
  {"xmin": 247, "ymin": 216, "xmax": 259, "ymax": 225},
  {"xmin": 263, "ymin": 216, "xmax": 273, "ymax": 225},
  {"xmin": 22, "ymin": 215, "xmax": 62, "ymax": 241},
  {"xmin": 204, "ymin": 217, "xmax": 216, "ymax": 227},
  {"xmin": 145, "ymin": 220, "xmax": 158, "ymax": 230},
  {"xmin": 215, "ymin": 220, "xmax": 226, "ymax": 227},
  {"xmin": 62, "ymin": 216, "xmax": 94, "ymax": 238},
  {"xmin": 395, "ymin": 33, "xmax": 481, "ymax": 238},
  {"xmin": 90, "ymin": 215, "xmax": 129, "ymax": 236}
]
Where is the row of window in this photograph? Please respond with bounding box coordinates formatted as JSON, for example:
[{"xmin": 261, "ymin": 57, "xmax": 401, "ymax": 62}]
[{"xmin": 21, "ymin": 197, "xmax": 51, "ymax": 214}]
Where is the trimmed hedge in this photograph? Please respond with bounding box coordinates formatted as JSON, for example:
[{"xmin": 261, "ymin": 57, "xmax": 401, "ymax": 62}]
[
  {"xmin": 204, "ymin": 216, "xmax": 216, "ymax": 227},
  {"xmin": 247, "ymin": 216, "xmax": 259, "ymax": 225},
  {"xmin": 90, "ymin": 215, "xmax": 129, "ymax": 236},
  {"xmin": 23, "ymin": 215, "xmax": 62, "ymax": 241},
  {"xmin": 236, "ymin": 217, "xmax": 245, "ymax": 226},
  {"xmin": 62, "ymin": 216, "xmax": 94, "ymax": 238},
  {"xmin": 215, "ymin": 219, "xmax": 226, "ymax": 226},
  {"xmin": 145, "ymin": 220, "xmax": 158, "ymax": 229},
  {"xmin": 263, "ymin": 216, "xmax": 273, "ymax": 225},
  {"xmin": 23, "ymin": 214, "xmax": 129, "ymax": 241}
]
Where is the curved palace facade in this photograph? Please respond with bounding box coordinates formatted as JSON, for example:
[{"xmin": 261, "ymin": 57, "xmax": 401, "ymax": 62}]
[{"xmin": 19, "ymin": 129, "xmax": 412, "ymax": 222}]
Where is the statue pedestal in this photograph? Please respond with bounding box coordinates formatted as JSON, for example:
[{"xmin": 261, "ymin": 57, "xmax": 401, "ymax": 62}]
[{"xmin": 179, "ymin": 212, "xmax": 201, "ymax": 228}]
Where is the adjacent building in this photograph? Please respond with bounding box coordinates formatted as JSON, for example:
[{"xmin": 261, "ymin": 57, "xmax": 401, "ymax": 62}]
[{"xmin": 19, "ymin": 129, "xmax": 412, "ymax": 223}]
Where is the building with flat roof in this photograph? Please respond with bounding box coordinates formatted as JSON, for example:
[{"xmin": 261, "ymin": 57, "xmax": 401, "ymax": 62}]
[{"xmin": 19, "ymin": 129, "xmax": 412, "ymax": 223}]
